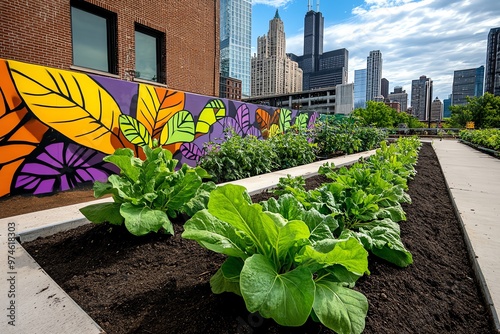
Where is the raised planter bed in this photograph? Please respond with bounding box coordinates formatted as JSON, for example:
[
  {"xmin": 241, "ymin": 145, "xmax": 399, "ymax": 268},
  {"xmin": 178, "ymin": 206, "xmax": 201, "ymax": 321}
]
[{"xmin": 3, "ymin": 143, "xmax": 497, "ymax": 333}]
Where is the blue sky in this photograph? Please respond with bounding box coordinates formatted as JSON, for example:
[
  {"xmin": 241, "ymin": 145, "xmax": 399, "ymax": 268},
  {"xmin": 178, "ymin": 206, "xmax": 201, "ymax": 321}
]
[{"xmin": 251, "ymin": 0, "xmax": 500, "ymax": 102}]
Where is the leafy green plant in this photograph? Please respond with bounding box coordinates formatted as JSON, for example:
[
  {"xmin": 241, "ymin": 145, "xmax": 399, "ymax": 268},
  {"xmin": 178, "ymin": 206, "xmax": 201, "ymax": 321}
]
[
  {"xmin": 460, "ymin": 129, "xmax": 500, "ymax": 151},
  {"xmin": 80, "ymin": 145, "xmax": 215, "ymax": 236},
  {"xmin": 271, "ymin": 137, "xmax": 421, "ymax": 267},
  {"xmin": 182, "ymin": 184, "xmax": 369, "ymax": 333},
  {"xmin": 268, "ymin": 128, "xmax": 316, "ymax": 169},
  {"xmin": 273, "ymin": 174, "xmax": 306, "ymax": 196}
]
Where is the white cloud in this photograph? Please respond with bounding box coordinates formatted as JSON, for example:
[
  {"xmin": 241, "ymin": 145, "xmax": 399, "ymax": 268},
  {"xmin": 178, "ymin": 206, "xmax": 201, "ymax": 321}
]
[
  {"xmin": 286, "ymin": 0, "xmax": 500, "ymax": 102},
  {"xmin": 252, "ymin": 0, "xmax": 294, "ymax": 7}
]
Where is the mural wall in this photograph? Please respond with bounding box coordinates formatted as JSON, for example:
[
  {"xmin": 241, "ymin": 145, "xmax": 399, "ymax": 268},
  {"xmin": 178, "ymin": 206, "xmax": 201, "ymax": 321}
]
[{"xmin": 0, "ymin": 59, "xmax": 317, "ymax": 198}]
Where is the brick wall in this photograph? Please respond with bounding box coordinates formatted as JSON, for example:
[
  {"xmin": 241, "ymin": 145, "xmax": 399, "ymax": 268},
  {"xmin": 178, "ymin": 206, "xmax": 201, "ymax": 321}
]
[{"xmin": 0, "ymin": 0, "xmax": 219, "ymax": 96}]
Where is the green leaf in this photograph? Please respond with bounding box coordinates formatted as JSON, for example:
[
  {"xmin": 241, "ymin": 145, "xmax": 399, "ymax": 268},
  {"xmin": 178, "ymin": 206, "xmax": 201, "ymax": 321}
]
[
  {"xmin": 180, "ymin": 181, "xmax": 216, "ymax": 217},
  {"xmin": 92, "ymin": 180, "xmax": 117, "ymax": 199},
  {"xmin": 163, "ymin": 169, "xmax": 202, "ymax": 211},
  {"xmin": 300, "ymin": 238, "xmax": 368, "ymax": 276},
  {"xmin": 160, "ymin": 110, "xmax": 195, "ymax": 145},
  {"xmin": 313, "ymin": 279, "xmax": 368, "ymax": 334},
  {"xmin": 119, "ymin": 114, "xmax": 153, "ymax": 147},
  {"xmin": 301, "ymin": 209, "xmax": 339, "ymax": 242},
  {"xmin": 79, "ymin": 202, "xmax": 123, "ymax": 226},
  {"xmin": 182, "ymin": 209, "xmax": 248, "ymax": 258},
  {"xmin": 260, "ymin": 194, "xmax": 304, "ymax": 221},
  {"xmin": 240, "ymin": 254, "xmax": 315, "ymax": 327},
  {"xmin": 103, "ymin": 148, "xmax": 142, "ymax": 182},
  {"xmin": 120, "ymin": 203, "xmax": 172, "ymax": 236},
  {"xmin": 210, "ymin": 256, "xmax": 243, "ymax": 295},
  {"xmin": 208, "ymin": 184, "xmax": 278, "ymax": 256},
  {"xmin": 275, "ymin": 220, "xmax": 310, "ymax": 262}
]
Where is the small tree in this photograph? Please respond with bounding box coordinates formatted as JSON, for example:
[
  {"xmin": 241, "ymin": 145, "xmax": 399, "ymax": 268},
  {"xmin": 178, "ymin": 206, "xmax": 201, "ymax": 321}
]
[{"xmin": 449, "ymin": 93, "xmax": 500, "ymax": 128}]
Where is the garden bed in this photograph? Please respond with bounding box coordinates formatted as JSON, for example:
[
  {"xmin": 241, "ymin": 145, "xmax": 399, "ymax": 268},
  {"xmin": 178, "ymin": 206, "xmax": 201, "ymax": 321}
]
[{"xmin": 7, "ymin": 143, "xmax": 497, "ymax": 333}]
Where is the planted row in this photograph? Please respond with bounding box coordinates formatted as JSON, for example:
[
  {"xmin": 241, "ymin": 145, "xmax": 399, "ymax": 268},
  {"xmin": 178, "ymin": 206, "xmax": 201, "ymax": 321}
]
[
  {"xmin": 459, "ymin": 129, "xmax": 500, "ymax": 152},
  {"xmin": 182, "ymin": 137, "xmax": 421, "ymax": 333}
]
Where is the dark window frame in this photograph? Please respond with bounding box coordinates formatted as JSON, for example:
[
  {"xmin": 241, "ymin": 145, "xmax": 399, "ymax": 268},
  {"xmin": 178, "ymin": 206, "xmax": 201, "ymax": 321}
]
[
  {"xmin": 134, "ymin": 23, "xmax": 166, "ymax": 84},
  {"xmin": 70, "ymin": 0, "xmax": 118, "ymax": 74}
]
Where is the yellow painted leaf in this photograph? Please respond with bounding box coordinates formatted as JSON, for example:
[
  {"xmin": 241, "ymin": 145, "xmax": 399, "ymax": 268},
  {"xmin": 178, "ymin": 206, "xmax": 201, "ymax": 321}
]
[
  {"xmin": 195, "ymin": 99, "xmax": 226, "ymax": 134},
  {"xmin": 9, "ymin": 60, "xmax": 126, "ymax": 154},
  {"xmin": 136, "ymin": 85, "xmax": 185, "ymax": 138},
  {"xmin": 119, "ymin": 115, "xmax": 153, "ymax": 147},
  {"xmin": 160, "ymin": 110, "xmax": 195, "ymax": 145},
  {"xmin": 269, "ymin": 124, "xmax": 280, "ymax": 137}
]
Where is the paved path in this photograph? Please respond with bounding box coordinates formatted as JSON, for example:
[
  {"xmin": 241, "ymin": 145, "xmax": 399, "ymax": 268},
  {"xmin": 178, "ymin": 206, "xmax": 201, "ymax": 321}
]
[{"xmin": 433, "ymin": 139, "xmax": 500, "ymax": 331}]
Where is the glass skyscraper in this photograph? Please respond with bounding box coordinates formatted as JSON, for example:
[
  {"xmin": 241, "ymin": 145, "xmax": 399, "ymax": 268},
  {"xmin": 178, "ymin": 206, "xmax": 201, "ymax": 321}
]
[
  {"xmin": 452, "ymin": 66, "xmax": 484, "ymax": 105},
  {"xmin": 354, "ymin": 69, "xmax": 367, "ymax": 109},
  {"xmin": 220, "ymin": 0, "xmax": 252, "ymax": 98},
  {"xmin": 485, "ymin": 27, "xmax": 500, "ymax": 96}
]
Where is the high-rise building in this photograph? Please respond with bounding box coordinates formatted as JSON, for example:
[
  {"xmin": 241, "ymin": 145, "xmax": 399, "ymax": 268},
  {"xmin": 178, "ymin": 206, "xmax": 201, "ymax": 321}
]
[
  {"xmin": 485, "ymin": 27, "xmax": 500, "ymax": 96},
  {"xmin": 354, "ymin": 69, "xmax": 367, "ymax": 109},
  {"xmin": 388, "ymin": 86, "xmax": 408, "ymax": 112},
  {"xmin": 430, "ymin": 97, "xmax": 443, "ymax": 121},
  {"xmin": 251, "ymin": 10, "xmax": 302, "ymax": 97},
  {"xmin": 381, "ymin": 78, "xmax": 389, "ymax": 100},
  {"xmin": 335, "ymin": 83, "xmax": 354, "ymax": 115},
  {"xmin": 366, "ymin": 50, "xmax": 383, "ymax": 102},
  {"xmin": 411, "ymin": 75, "xmax": 433, "ymax": 121},
  {"xmin": 452, "ymin": 66, "xmax": 484, "ymax": 105},
  {"xmin": 220, "ymin": 0, "xmax": 252, "ymax": 97},
  {"xmin": 443, "ymin": 95, "xmax": 452, "ymax": 118},
  {"xmin": 289, "ymin": 2, "xmax": 348, "ymax": 90}
]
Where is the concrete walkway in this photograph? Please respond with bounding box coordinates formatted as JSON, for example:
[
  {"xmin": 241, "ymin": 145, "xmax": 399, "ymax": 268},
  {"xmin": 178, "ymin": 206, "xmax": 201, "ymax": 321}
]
[
  {"xmin": 432, "ymin": 139, "xmax": 500, "ymax": 331},
  {"xmin": 0, "ymin": 140, "xmax": 499, "ymax": 332}
]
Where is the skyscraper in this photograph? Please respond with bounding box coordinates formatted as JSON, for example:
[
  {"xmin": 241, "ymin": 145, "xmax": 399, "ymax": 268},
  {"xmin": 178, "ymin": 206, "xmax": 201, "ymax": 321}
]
[
  {"xmin": 381, "ymin": 78, "xmax": 389, "ymax": 100},
  {"xmin": 452, "ymin": 66, "xmax": 484, "ymax": 105},
  {"xmin": 430, "ymin": 97, "xmax": 443, "ymax": 121},
  {"xmin": 289, "ymin": 2, "xmax": 348, "ymax": 90},
  {"xmin": 354, "ymin": 69, "xmax": 367, "ymax": 109},
  {"xmin": 251, "ymin": 10, "xmax": 302, "ymax": 96},
  {"xmin": 411, "ymin": 75, "xmax": 433, "ymax": 121},
  {"xmin": 366, "ymin": 50, "xmax": 383, "ymax": 102},
  {"xmin": 220, "ymin": 0, "xmax": 252, "ymax": 97},
  {"xmin": 485, "ymin": 27, "xmax": 500, "ymax": 96}
]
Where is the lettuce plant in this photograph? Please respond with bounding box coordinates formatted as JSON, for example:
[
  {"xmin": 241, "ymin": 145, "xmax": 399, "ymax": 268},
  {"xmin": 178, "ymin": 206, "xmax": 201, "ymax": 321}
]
[
  {"xmin": 182, "ymin": 184, "xmax": 369, "ymax": 333},
  {"xmin": 80, "ymin": 145, "xmax": 215, "ymax": 236}
]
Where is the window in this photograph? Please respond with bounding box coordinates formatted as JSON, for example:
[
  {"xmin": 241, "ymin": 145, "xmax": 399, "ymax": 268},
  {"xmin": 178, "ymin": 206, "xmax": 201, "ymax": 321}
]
[
  {"xmin": 135, "ymin": 24, "xmax": 165, "ymax": 83},
  {"xmin": 71, "ymin": 1, "xmax": 117, "ymax": 73}
]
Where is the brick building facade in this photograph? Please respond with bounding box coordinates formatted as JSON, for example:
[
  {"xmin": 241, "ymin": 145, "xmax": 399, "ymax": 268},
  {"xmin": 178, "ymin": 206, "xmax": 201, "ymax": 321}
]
[{"xmin": 0, "ymin": 0, "xmax": 220, "ymax": 96}]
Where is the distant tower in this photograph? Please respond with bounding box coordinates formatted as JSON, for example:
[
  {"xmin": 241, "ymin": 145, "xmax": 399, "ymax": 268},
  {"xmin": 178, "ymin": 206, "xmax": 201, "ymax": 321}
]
[
  {"xmin": 430, "ymin": 97, "xmax": 443, "ymax": 121},
  {"xmin": 411, "ymin": 75, "xmax": 433, "ymax": 121},
  {"xmin": 485, "ymin": 27, "xmax": 500, "ymax": 96},
  {"xmin": 220, "ymin": 0, "xmax": 252, "ymax": 97},
  {"xmin": 452, "ymin": 66, "xmax": 484, "ymax": 105},
  {"xmin": 354, "ymin": 69, "xmax": 367, "ymax": 109},
  {"xmin": 366, "ymin": 50, "xmax": 383, "ymax": 102},
  {"xmin": 381, "ymin": 78, "xmax": 389, "ymax": 100},
  {"xmin": 303, "ymin": 2, "xmax": 324, "ymax": 74},
  {"xmin": 388, "ymin": 86, "xmax": 408, "ymax": 112}
]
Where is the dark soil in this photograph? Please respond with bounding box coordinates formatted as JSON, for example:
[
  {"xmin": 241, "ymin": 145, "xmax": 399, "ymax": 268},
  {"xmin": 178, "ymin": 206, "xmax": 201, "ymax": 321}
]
[{"xmin": 13, "ymin": 143, "xmax": 497, "ymax": 333}]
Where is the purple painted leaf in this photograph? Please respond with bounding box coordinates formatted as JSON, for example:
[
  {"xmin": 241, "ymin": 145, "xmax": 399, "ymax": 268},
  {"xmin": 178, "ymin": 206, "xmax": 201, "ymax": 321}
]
[
  {"xmin": 223, "ymin": 117, "xmax": 243, "ymax": 135},
  {"xmin": 14, "ymin": 142, "xmax": 118, "ymax": 195},
  {"xmin": 180, "ymin": 142, "xmax": 204, "ymax": 161},
  {"xmin": 247, "ymin": 126, "xmax": 261, "ymax": 138},
  {"xmin": 235, "ymin": 104, "xmax": 251, "ymax": 134},
  {"xmin": 308, "ymin": 112, "xmax": 319, "ymax": 128}
]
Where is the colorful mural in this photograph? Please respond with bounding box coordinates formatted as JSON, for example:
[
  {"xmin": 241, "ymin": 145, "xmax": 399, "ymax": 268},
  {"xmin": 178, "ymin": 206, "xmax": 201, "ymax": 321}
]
[{"xmin": 0, "ymin": 59, "xmax": 317, "ymax": 198}]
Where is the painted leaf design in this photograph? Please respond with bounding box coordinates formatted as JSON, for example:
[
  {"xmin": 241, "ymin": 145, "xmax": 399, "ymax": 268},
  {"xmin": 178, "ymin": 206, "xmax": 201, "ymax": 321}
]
[
  {"xmin": 308, "ymin": 112, "xmax": 319, "ymax": 128},
  {"xmin": 269, "ymin": 124, "xmax": 280, "ymax": 137},
  {"xmin": 9, "ymin": 60, "xmax": 126, "ymax": 154},
  {"xmin": 160, "ymin": 110, "xmax": 195, "ymax": 145},
  {"xmin": 256, "ymin": 108, "xmax": 281, "ymax": 139},
  {"xmin": 196, "ymin": 99, "xmax": 226, "ymax": 134},
  {"xmin": 279, "ymin": 108, "xmax": 292, "ymax": 132},
  {"xmin": 0, "ymin": 60, "xmax": 48, "ymax": 197},
  {"xmin": 14, "ymin": 142, "xmax": 117, "ymax": 195},
  {"xmin": 180, "ymin": 142, "xmax": 204, "ymax": 161},
  {"xmin": 136, "ymin": 85, "xmax": 185, "ymax": 138},
  {"xmin": 295, "ymin": 113, "xmax": 309, "ymax": 130},
  {"xmin": 119, "ymin": 115, "xmax": 152, "ymax": 147},
  {"xmin": 235, "ymin": 104, "xmax": 251, "ymax": 134}
]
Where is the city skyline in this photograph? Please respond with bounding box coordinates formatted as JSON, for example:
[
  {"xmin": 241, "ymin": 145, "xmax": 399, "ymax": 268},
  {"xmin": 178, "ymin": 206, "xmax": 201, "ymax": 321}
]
[{"xmin": 252, "ymin": 0, "xmax": 500, "ymax": 103}]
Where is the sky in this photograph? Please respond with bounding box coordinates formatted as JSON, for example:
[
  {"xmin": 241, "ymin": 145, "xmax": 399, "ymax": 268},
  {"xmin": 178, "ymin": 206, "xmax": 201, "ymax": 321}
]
[{"xmin": 251, "ymin": 0, "xmax": 500, "ymax": 102}]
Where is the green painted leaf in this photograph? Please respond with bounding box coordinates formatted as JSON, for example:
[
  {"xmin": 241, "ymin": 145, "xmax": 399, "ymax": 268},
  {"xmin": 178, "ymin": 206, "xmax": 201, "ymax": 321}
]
[
  {"xmin": 295, "ymin": 113, "xmax": 309, "ymax": 130},
  {"xmin": 79, "ymin": 202, "xmax": 123, "ymax": 226},
  {"xmin": 120, "ymin": 203, "xmax": 172, "ymax": 236},
  {"xmin": 119, "ymin": 114, "xmax": 153, "ymax": 147},
  {"xmin": 279, "ymin": 108, "xmax": 292, "ymax": 132},
  {"xmin": 160, "ymin": 110, "xmax": 195, "ymax": 145},
  {"xmin": 313, "ymin": 279, "xmax": 368, "ymax": 334},
  {"xmin": 196, "ymin": 99, "xmax": 226, "ymax": 134},
  {"xmin": 240, "ymin": 254, "xmax": 315, "ymax": 326}
]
